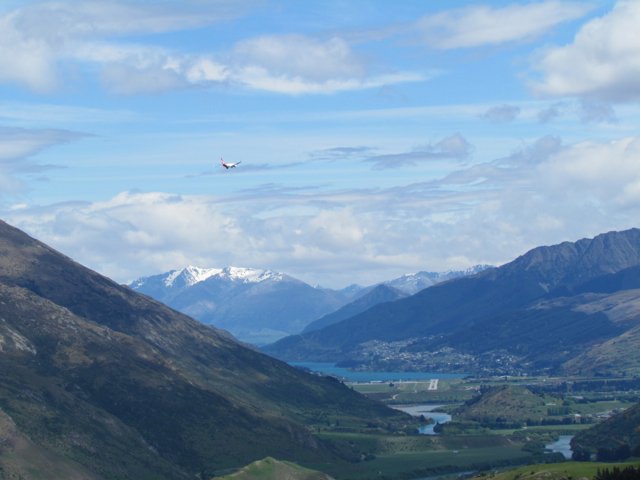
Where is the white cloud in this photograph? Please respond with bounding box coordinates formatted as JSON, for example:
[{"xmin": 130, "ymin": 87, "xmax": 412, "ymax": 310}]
[
  {"xmin": 531, "ymin": 0, "xmax": 640, "ymax": 102},
  {"xmin": 411, "ymin": 1, "xmax": 592, "ymax": 49},
  {"xmin": 0, "ymin": 127, "xmax": 88, "ymax": 194},
  {"xmin": 234, "ymin": 35, "xmax": 367, "ymax": 83},
  {"xmin": 0, "ymin": 1, "xmax": 424, "ymax": 95},
  {"xmin": 0, "ymin": 0, "xmax": 239, "ymax": 93}
]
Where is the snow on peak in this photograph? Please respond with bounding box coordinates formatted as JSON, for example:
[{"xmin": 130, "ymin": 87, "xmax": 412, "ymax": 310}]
[
  {"xmin": 162, "ymin": 265, "xmax": 283, "ymax": 288},
  {"xmin": 164, "ymin": 265, "xmax": 222, "ymax": 288},
  {"xmin": 220, "ymin": 266, "xmax": 283, "ymax": 283}
]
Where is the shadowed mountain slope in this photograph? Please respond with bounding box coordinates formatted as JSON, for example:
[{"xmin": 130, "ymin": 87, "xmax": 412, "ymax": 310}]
[
  {"xmin": 0, "ymin": 220, "xmax": 413, "ymax": 478},
  {"xmin": 263, "ymin": 229, "xmax": 640, "ymax": 366},
  {"xmin": 302, "ymin": 284, "xmax": 408, "ymax": 333}
]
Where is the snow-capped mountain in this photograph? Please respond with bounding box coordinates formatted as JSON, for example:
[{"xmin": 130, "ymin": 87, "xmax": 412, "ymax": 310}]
[
  {"xmin": 130, "ymin": 266, "xmax": 348, "ymax": 346},
  {"xmin": 130, "ymin": 264, "xmax": 494, "ymax": 346},
  {"xmin": 131, "ymin": 265, "xmax": 283, "ymax": 301},
  {"xmin": 384, "ymin": 264, "xmax": 494, "ymax": 295},
  {"xmin": 346, "ymin": 264, "xmax": 495, "ymax": 299}
]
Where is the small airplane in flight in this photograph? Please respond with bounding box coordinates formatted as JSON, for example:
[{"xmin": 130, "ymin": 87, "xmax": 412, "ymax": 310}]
[{"xmin": 221, "ymin": 158, "xmax": 241, "ymax": 169}]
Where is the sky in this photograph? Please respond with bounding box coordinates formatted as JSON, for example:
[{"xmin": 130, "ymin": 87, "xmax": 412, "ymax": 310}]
[{"xmin": 1, "ymin": 0, "xmax": 639, "ymax": 289}]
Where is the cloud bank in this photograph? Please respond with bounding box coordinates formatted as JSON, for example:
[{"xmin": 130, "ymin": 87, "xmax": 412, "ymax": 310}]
[{"xmin": 6, "ymin": 133, "xmax": 640, "ymax": 287}]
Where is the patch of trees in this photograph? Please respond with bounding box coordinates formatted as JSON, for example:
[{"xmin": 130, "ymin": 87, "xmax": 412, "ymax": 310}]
[
  {"xmin": 547, "ymin": 406, "xmax": 572, "ymax": 416},
  {"xmin": 593, "ymin": 466, "xmax": 640, "ymax": 480},
  {"xmin": 521, "ymin": 441, "xmax": 547, "ymax": 455},
  {"xmin": 596, "ymin": 443, "xmax": 632, "ymax": 462},
  {"xmin": 571, "ymin": 446, "xmax": 591, "ymax": 461},
  {"xmin": 525, "ymin": 416, "xmax": 593, "ymax": 426}
]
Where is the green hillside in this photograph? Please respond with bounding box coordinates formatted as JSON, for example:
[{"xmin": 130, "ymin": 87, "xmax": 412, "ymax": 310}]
[
  {"xmin": 572, "ymin": 402, "xmax": 640, "ymax": 456},
  {"xmin": 212, "ymin": 457, "xmax": 335, "ymax": 480},
  {"xmin": 478, "ymin": 461, "xmax": 640, "ymax": 480},
  {"xmin": 454, "ymin": 385, "xmax": 545, "ymax": 424}
]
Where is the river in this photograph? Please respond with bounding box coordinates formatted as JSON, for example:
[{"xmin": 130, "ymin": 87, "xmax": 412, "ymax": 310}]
[
  {"xmin": 545, "ymin": 435, "xmax": 573, "ymax": 459},
  {"xmin": 288, "ymin": 362, "xmax": 466, "ymax": 382},
  {"xmin": 392, "ymin": 404, "xmax": 452, "ymax": 435}
]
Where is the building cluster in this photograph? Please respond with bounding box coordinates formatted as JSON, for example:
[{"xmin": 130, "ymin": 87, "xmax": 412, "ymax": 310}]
[{"xmin": 346, "ymin": 339, "xmax": 535, "ymax": 376}]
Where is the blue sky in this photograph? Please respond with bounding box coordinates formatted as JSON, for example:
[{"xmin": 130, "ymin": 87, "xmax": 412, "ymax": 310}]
[{"xmin": 1, "ymin": 0, "xmax": 640, "ymax": 288}]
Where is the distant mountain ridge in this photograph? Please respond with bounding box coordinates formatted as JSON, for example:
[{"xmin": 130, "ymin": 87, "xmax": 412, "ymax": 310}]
[
  {"xmin": 130, "ymin": 265, "xmax": 348, "ymax": 345},
  {"xmin": 130, "ymin": 264, "xmax": 493, "ymax": 345},
  {"xmin": 131, "ymin": 265, "xmax": 284, "ymax": 298},
  {"xmin": 263, "ymin": 228, "xmax": 640, "ymax": 376},
  {"xmin": 344, "ymin": 264, "xmax": 494, "ymax": 299}
]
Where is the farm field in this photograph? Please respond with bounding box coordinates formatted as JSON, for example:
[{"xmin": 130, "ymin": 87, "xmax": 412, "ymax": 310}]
[{"xmin": 306, "ymin": 440, "xmax": 543, "ymax": 480}]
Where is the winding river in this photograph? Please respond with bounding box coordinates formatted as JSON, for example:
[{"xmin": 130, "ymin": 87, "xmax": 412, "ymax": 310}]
[
  {"xmin": 392, "ymin": 404, "xmax": 452, "ymax": 435},
  {"xmin": 545, "ymin": 435, "xmax": 573, "ymax": 459}
]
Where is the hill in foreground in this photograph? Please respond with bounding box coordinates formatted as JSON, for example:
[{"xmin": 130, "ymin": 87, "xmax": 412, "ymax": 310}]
[
  {"xmin": 0, "ymin": 219, "xmax": 414, "ymax": 479},
  {"xmin": 212, "ymin": 457, "xmax": 335, "ymax": 480},
  {"xmin": 472, "ymin": 461, "xmax": 640, "ymax": 480}
]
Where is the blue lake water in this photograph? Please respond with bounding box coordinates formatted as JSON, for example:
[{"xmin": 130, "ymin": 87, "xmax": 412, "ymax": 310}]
[{"xmin": 289, "ymin": 362, "xmax": 467, "ymax": 383}]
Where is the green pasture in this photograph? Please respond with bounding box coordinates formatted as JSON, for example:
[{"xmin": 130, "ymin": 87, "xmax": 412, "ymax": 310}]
[
  {"xmin": 310, "ymin": 444, "xmax": 538, "ymax": 480},
  {"xmin": 488, "ymin": 460, "xmax": 640, "ymax": 480},
  {"xmin": 491, "ymin": 424, "xmax": 592, "ymax": 435},
  {"xmin": 569, "ymin": 400, "xmax": 625, "ymax": 415}
]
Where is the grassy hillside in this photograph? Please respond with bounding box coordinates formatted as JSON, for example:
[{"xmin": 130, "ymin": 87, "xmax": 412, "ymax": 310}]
[
  {"xmin": 212, "ymin": 457, "xmax": 335, "ymax": 480},
  {"xmin": 454, "ymin": 386, "xmax": 545, "ymax": 424},
  {"xmin": 572, "ymin": 402, "xmax": 640, "ymax": 454},
  {"xmin": 478, "ymin": 461, "xmax": 640, "ymax": 480},
  {"xmin": 0, "ymin": 408, "xmax": 102, "ymax": 480}
]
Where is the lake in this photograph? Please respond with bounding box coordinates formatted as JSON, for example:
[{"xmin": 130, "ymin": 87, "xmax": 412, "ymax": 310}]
[{"xmin": 289, "ymin": 362, "xmax": 467, "ymax": 383}]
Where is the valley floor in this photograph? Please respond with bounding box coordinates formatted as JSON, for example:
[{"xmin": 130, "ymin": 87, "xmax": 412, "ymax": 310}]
[{"xmin": 287, "ymin": 374, "xmax": 639, "ymax": 480}]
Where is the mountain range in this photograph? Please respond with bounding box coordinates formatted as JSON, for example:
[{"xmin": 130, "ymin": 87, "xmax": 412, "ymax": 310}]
[
  {"xmin": 0, "ymin": 219, "xmax": 414, "ymax": 479},
  {"xmin": 130, "ymin": 265, "xmax": 348, "ymax": 345},
  {"xmin": 341, "ymin": 264, "xmax": 494, "ymax": 299},
  {"xmin": 130, "ymin": 265, "xmax": 493, "ymax": 345},
  {"xmin": 263, "ymin": 228, "xmax": 640, "ymax": 377}
]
